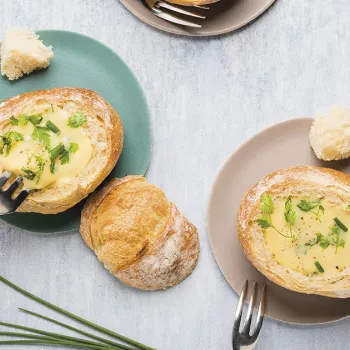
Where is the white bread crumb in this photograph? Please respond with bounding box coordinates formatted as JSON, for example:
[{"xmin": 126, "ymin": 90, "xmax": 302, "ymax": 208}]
[
  {"xmin": 309, "ymin": 108, "xmax": 350, "ymax": 161},
  {"xmin": 0, "ymin": 28, "xmax": 54, "ymax": 80}
]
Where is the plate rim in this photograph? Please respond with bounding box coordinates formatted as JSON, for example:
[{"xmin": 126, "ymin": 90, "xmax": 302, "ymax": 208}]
[
  {"xmin": 120, "ymin": 0, "xmax": 277, "ymax": 37},
  {"xmin": 207, "ymin": 116, "xmax": 350, "ymax": 325},
  {"xmin": 0, "ymin": 29, "xmax": 152, "ymax": 235}
]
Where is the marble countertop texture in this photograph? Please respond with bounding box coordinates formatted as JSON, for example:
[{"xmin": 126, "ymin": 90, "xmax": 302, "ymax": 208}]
[{"xmin": 0, "ymin": 0, "xmax": 349, "ymax": 349}]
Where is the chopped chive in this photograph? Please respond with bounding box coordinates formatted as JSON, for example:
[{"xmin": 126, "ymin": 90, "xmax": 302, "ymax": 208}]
[
  {"xmin": 0, "ymin": 275, "xmax": 155, "ymax": 350},
  {"xmin": 333, "ymin": 217, "xmax": 348, "ymax": 232},
  {"xmin": 314, "ymin": 261, "xmax": 324, "ymax": 273},
  {"xmin": 46, "ymin": 120, "xmax": 60, "ymax": 135},
  {"xmin": 49, "ymin": 143, "xmax": 65, "ymax": 160},
  {"xmin": 51, "ymin": 104, "xmax": 54, "ymax": 112}
]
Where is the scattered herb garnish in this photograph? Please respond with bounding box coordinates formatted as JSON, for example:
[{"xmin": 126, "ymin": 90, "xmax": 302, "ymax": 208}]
[
  {"xmin": 51, "ymin": 104, "xmax": 54, "ymax": 112},
  {"xmin": 49, "ymin": 143, "xmax": 65, "ymax": 173},
  {"xmin": 32, "ymin": 126, "xmax": 51, "ymax": 149},
  {"xmin": 59, "ymin": 150, "xmax": 70, "ymax": 165},
  {"xmin": 255, "ymin": 194, "xmax": 292, "ymax": 238},
  {"xmin": 69, "ymin": 142, "xmax": 79, "ymax": 153},
  {"xmin": 10, "ymin": 116, "xmax": 18, "ymax": 126},
  {"xmin": 333, "ymin": 217, "xmax": 348, "ymax": 232},
  {"xmin": 46, "ymin": 120, "xmax": 60, "ymax": 135},
  {"xmin": 330, "ymin": 225, "xmax": 345, "ymax": 253},
  {"xmin": 21, "ymin": 156, "xmax": 45, "ymax": 184},
  {"xmin": 67, "ymin": 112, "xmax": 87, "ymax": 128},
  {"xmin": 49, "ymin": 142, "xmax": 78, "ymax": 173},
  {"xmin": 297, "ymin": 199, "xmax": 324, "ymax": 222},
  {"xmin": 284, "ymin": 196, "xmax": 296, "ymax": 237},
  {"xmin": 0, "ymin": 131, "xmax": 24, "ymax": 155},
  {"xmin": 346, "ymin": 205, "xmax": 350, "ymax": 210},
  {"xmin": 18, "ymin": 114, "xmax": 43, "ymax": 126},
  {"xmin": 314, "ymin": 261, "xmax": 324, "ymax": 273},
  {"xmin": 306, "ymin": 232, "xmax": 330, "ymax": 249}
]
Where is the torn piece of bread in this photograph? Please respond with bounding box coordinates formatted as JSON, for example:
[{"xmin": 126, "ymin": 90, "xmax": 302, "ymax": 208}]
[
  {"xmin": 0, "ymin": 28, "xmax": 54, "ymax": 80},
  {"xmin": 80, "ymin": 176, "xmax": 200, "ymax": 290},
  {"xmin": 309, "ymin": 108, "xmax": 350, "ymax": 161}
]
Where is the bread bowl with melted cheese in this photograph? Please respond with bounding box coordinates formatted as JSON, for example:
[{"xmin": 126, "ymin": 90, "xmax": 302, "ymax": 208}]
[
  {"xmin": 80, "ymin": 176, "xmax": 200, "ymax": 290},
  {"xmin": 0, "ymin": 88, "xmax": 123, "ymax": 214},
  {"xmin": 238, "ymin": 166, "xmax": 350, "ymax": 298}
]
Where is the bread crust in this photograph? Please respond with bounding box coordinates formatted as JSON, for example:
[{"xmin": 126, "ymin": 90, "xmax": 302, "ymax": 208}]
[
  {"xmin": 0, "ymin": 88, "xmax": 123, "ymax": 214},
  {"xmin": 80, "ymin": 176, "xmax": 200, "ymax": 290},
  {"xmin": 237, "ymin": 166, "xmax": 350, "ymax": 298}
]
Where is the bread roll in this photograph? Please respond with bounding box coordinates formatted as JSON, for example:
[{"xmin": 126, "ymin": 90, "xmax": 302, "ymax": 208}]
[
  {"xmin": 0, "ymin": 88, "xmax": 123, "ymax": 214},
  {"xmin": 80, "ymin": 176, "xmax": 200, "ymax": 290},
  {"xmin": 309, "ymin": 108, "xmax": 350, "ymax": 161},
  {"xmin": 1, "ymin": 28, "xmax": 54, "ymax": 80},
  {"xmin": 238, "ymin": 166, "xmax": 350, "ymax": 298}
]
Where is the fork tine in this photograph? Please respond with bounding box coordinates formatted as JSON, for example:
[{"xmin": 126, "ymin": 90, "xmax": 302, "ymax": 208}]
[
  {"xmin": 251, "ymin": 284, "xmax": 266, "ymax": 341},
  {"xmin": 3, "ymin": 176, "xmax": 22, "ymax": 195},
  {"xmin": 242, "ymin": 282, "xmax": 257, "ymax": 335},
  {"xmin": 153, "ymin": 10, "xmax": 202, "ymax": 28},
  {"xmin": 13, "ymin": 189, "xmax": 30, "ymax": 207},
  {"xmin": 233, "ymin": 280, "xmax": 248, "ymax": 334},
  {"xmin": 158, "ymin": 1, "xmax": 206, "ymax": 19},
  {"xmin": 0, "ymin": 171, "xmax": 12, "ymax": 188},
  {"xmin": 194, "ymin": 5, "xmax": 209, "ymax": 9}
]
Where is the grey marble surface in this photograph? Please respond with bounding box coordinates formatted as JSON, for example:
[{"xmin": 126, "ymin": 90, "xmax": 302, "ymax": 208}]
[{"xmin": 0, "ymin": 0, "xmax": 349, "ymax": 349}]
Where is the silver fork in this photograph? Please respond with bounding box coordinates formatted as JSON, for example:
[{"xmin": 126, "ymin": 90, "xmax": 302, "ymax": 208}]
[
  {"xmin": 232, "ymin": 281, "xmax": 266, "ymax": 350},
  {"xmin": 140, "ymin": 0, "xmax": 209, "ymax": 28},
  {"xmin": 0, "ymin": 171, "xmax": 30, "ymax": 214}
]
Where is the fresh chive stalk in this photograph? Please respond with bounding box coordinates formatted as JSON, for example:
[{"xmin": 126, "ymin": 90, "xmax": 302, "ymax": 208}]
[
  {"xmin": 46, "ymin": 120, "xmax": 60, "ymax": 135},
  {"xmin": 314, "ymin": 261, "xmax": 324, "ymax": 273},
  {"xmin": 333, "ymin": 217, "xmax": 348, "ymax": 232},
  {"xmin": 0, "ymin": 322, "xmax": 124, "ymax": 350},
  {"xmin": 0, "ymin": 275, "xmax": 155, "ymax": 350},
  {"xmin": 0, "ymin": 332, "xmax": 114, "ymax": 349},
  {"xmin": 19, "ymin": 308, "xmax": 134, "ymax": 350},
  {"xmin": 49, "ymin": 143, "xmax": 65, "ymax": 160},
  {"xmin": 0, "ymin": 340, "xmax": 115, "ymax": 349}
]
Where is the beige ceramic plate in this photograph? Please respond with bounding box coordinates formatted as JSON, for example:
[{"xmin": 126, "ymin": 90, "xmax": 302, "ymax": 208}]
[
  {"xmin": 208, "ymin": 118, "xmax": 350, "ymax": 324},
  {"xmin": 121, "ymin": 0, "xmax": 276, "ymax": 37}
]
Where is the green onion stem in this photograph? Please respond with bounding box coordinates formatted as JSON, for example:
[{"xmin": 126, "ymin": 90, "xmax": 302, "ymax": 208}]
[
  {"xmin": 46, "ymin": 120, "xmax": 61, "ymax": 134},
  {"xmin": 0, "ymin": 276, "xmax": 155, "ymax": 350},
  {"xmin": 49, "ymin": 143, "xmax": 65, "ymax": 160},
  {"xmin": 0, "ymin": 322, "xmax": 120, "ymax": 350},
  {"xmin": 19, "ymin": 308, "xmax": 135, "ymax": 350}
]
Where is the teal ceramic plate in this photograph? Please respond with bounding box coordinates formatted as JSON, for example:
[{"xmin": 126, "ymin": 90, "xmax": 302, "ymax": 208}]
[{"xmin": 0, "ymin": 30, "xmax": 151, "ymax": 233}]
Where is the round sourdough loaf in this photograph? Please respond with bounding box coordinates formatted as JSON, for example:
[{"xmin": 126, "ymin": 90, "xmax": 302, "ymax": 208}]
[
  {"xmin": 80, "ymin": 176, "xmax": 200, "ymax": 290},
  {"xmin": 238, "ymin": 166, "xmax": 350, "ymax": 298}
]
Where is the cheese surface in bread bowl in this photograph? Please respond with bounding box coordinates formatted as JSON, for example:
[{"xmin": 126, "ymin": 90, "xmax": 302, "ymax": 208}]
[
  {"xmin": 0, "ymin": 88, "xmax": 123, "ymax": 214},
  {"xmin": 80, "ymin": 176, "xmax": 200, "ymax": 290},
  {"xmin": 238, "ymin": 166, "xmax": 350, "ymax": 298}
]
